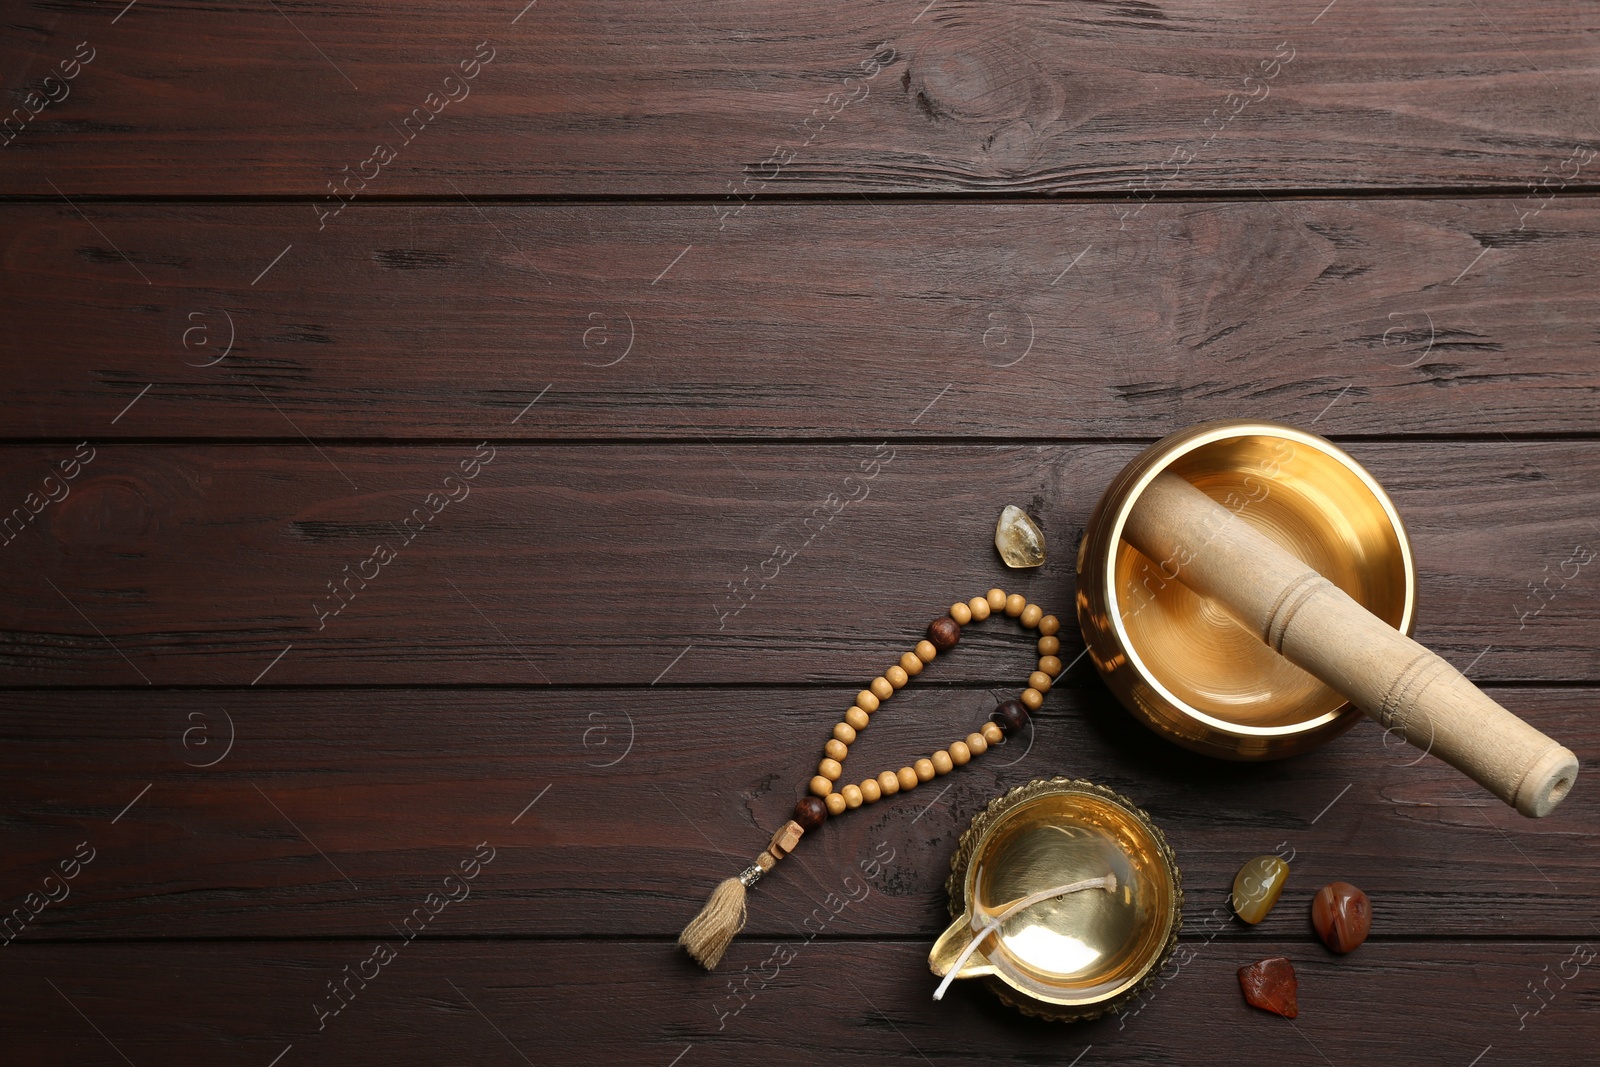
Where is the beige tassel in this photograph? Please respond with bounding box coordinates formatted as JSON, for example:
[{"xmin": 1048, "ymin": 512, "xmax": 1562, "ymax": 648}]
[
  {"xmin": 680, "ymin": 823, "xmax": 803, "ymax": 970},
  {"xmin": 678, "ymin": 875, "xmax": 750, "ymax": 970}
]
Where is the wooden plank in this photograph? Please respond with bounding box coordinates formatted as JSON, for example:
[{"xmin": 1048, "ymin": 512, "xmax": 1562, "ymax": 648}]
[
  {"xmin": 0, "ymin": 441, "xmax": 1596, "ymax": 685},
  {"xmin": 3, "ymin": 939, "xmax": 1593, "ymax": 1063},
  {"xmin": 4, "ymin": 0, "xmax": 1599, "ymax": 196},
  {"xmin": 1, "ymin": 686, "xmax": 1593, "ymax": 940},
  {"xmin": 3, "ymin": 198, "xmax": 1598, "ymax": 439}
]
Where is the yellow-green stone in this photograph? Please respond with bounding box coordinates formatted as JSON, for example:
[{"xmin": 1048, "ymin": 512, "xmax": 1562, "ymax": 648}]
[{"xmin": 1231, "ymin": 855, "xmax": 1289, "ymax": 924}]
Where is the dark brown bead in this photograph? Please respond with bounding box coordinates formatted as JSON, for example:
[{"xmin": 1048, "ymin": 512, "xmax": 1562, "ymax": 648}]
[
  {"xmin": 793, "ymin": 795, "xmax": 827, "ymax": 830},
  {"xmin": 992, "ymin": 698, "xmax": 1029, "ymax": 736},
  {"xmin": 1311, "ymin": 881, "xmax": 1371, "ymax": 953},
  {"xmin": 926, "ymin": 616, "xmax": 961, "ymax": 651}
]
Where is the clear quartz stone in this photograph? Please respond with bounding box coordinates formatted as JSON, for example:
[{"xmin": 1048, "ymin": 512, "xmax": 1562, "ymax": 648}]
[{"xmin": 994, "ymin": 505, "xmax": 1046, "ymax": 568}]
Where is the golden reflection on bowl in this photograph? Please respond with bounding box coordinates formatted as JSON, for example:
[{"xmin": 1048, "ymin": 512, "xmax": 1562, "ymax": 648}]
[{"xmin": 1077, "ymin": 421, "xmax": 1417, "ymax": 760}]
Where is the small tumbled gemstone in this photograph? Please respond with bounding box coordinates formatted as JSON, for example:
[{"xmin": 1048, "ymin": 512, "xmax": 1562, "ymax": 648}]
[
  {"xmin": 1311, "ymin": 881, "xmax": 1372, "ymax": 953},
  {"xmin": 1231, "ymin": 854, "xmax": 1289, "ymax": 924},
  {"xmin": 1238, "ymin": 957, "xmax": 1298, "ymax": 1018},
  {"xmin": 994, "ymin": 505, "xmax": 1046, "ymax": 568}
]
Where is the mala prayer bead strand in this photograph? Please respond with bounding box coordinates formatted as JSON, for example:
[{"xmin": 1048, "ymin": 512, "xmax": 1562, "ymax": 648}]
[{"xmin": 678, "ymin": 589, "xmax": 1065, "ymax": 970}]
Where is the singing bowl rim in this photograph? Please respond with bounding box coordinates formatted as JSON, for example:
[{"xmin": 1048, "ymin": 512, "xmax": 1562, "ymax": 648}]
[{"xmin": 1078, "ymin": 419, "xmax": 1418, "ymax": 757}]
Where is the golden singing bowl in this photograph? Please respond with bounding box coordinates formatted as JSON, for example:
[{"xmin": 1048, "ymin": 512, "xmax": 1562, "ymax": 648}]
[
  {"xmin": 930, "ymin": 779, "xmax": 1182, "ymax": 1022},
  {"xmin": 1077, "ymin": 420, "xmax": 1417, "ymax": 760}
]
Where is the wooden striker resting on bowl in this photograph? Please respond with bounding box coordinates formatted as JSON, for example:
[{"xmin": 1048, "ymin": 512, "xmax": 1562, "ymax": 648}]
[{"xmin": 1123, "ymin": 471, "xmax": 1578, "ymax": 817}]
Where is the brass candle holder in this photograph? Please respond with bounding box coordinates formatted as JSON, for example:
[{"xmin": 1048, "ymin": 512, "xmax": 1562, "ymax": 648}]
[{"xmin": 929, "ymin": 778, "xmax": 1182, "ymax": 1021}]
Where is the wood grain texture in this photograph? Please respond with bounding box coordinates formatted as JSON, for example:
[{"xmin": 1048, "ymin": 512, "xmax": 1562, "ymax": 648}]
[
  {"xmin": 1, "ymin": 686, "xmax": 1594, "ymax": 941},
  {"xmin": 4, "ymin": 940, "xmax": 1594, "ymax": 1065},
  {"xmin": 7, "ymin": 0, "xmax": 1600, "ymax": 1057},
  {"xmin": 4, "ymin": 0, "xmax": 1600, "ymax": 196},
  {"xmin": 1, "ymin": 441, "xmax": 1596, "ymax": 685},
  {"xmin": 3, "ymin": 199, "xmax": 1599, "ymax": 439}
]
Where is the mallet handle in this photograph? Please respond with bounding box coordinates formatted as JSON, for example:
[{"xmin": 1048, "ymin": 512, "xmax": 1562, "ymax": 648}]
[{"xmin": 1124, "ymin": 472, "xmax": 1578, "ymax": 817}]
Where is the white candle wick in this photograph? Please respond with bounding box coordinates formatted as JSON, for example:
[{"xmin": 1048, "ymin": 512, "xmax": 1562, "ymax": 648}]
[{"xmin": 933, "ymin": 868, "xmax": 1118, "ymax": 1001}]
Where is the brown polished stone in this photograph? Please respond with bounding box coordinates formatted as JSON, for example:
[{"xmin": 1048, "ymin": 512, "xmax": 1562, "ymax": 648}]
[
  {"xmin": 1311, "ymin": 881, "xmax": 1372, "ymax": 953},
  {"xmin": 1237, "ymin": 957, "xmax": 1298, "ymax": 1018}
]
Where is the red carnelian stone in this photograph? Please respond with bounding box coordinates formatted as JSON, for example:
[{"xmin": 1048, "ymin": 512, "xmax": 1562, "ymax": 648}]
[{"xmin": 1237, "ymin": 957, "xmax": 1298, "ymax": 1018}]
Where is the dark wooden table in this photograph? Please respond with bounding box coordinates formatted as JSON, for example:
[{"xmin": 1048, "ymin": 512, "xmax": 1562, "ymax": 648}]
[{"xmin": 4, "ymin": 1, "xmax": 1598, "ymax": 1063}]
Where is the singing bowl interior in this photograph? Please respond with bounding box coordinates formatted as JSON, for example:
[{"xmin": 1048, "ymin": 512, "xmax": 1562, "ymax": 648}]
[
  {"xmin": 1077, "ymin": 421, "xmax": 1416, "ymax": 760},
  {"xmin": 939, "ymin": 780, "xmax": 1180, "ymax": 1020}
]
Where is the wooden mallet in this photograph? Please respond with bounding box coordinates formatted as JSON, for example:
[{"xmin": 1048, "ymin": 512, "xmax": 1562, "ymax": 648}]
[{"xmin": 1121, "ymin": 472, "xmax": 1579, "ymax": 817}]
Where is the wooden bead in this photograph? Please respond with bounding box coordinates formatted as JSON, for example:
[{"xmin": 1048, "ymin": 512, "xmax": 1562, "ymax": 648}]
[
  {"xmin": 794, "ymin": 795, "xmax": 827, "ymax": 830},
  {"xmin": 927, "ymin": 616, "xmax": 961, "ymax": 651},
  {"xmin": 788, "ymin": 592, "xmax": 1068, "ymax": 824},
  {"xmin": 992, "ymin": 698, "xmax": 1028, "ymax": 736},
  {"xmin": 769, "ymin": 821, "xmax": 804, "ymax": 858}
]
